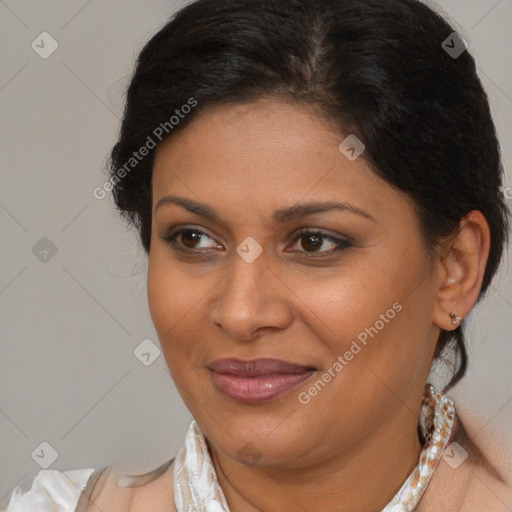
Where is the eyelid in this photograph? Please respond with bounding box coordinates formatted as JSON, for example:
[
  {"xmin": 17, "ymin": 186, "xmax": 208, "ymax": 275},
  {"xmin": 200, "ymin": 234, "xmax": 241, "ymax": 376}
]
[
  {"xmin": 291, "ymin": 227, "xmax": 353, "ymax": 244},
  {"xmin": 161, "ymin": 225, "xmax": 221, "ymax": 249},
  {"xmin": 286, "ymin": 228, "xmax": 352, "ymax": 257},
  {"xmin": 162, "ymin": 225, "xmax": 350, "ymax": 241},
  {"xmin": 161, "ymin": 225, "xmax": 352, "ymax": 256}
]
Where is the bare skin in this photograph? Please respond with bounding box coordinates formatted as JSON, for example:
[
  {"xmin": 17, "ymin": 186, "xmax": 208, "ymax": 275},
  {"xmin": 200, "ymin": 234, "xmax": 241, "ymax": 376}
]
[
  {"xmin": 128, "ymin": 97, "xmax": 509, "ymax": 511},
  {"xmin": 87, "ymin": 415, "xmax": 512, "ymax": 511},
  {"xmin": 87, "ymin": 427, "xmax": 512, "ymax": 512}
]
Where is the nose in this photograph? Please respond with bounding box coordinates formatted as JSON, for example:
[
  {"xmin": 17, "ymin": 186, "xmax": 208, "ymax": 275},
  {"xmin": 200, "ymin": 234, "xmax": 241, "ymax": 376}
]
[{"xmin": 211, "ymin": 253, "xmax": 293, "ymax": 341}]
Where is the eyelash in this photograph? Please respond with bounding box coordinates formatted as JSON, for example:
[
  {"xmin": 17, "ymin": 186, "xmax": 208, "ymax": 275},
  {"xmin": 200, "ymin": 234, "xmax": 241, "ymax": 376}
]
[{"xmin": 160, "ymin": 227, "xmax": 352, "ymax": 258}]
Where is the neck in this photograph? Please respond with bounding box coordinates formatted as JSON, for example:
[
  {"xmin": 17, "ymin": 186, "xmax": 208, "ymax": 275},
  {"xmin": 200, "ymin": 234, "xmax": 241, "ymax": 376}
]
[{"xmin": 210, "ymin": 403, "xmax": 423, "ymax": 512}]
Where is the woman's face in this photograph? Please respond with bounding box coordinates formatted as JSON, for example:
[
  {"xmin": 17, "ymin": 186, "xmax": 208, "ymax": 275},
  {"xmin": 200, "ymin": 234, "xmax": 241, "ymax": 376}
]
[{"xmin": 148, "ymin": 98, "xmax": 441, "ymax": 468}]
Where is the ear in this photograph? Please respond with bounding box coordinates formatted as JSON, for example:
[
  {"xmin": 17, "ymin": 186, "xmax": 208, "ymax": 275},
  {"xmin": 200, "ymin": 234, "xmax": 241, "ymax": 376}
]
[{"xmin": 432, "ymin": 210, "xmax": 491, "ymax": 331}]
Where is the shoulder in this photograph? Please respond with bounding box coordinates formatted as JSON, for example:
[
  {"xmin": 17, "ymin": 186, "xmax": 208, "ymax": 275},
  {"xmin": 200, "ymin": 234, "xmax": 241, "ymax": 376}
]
[
  {"xmin": 1, "ymin": 459, "xmax": 176, "ymax": 512},
  {"xmin": 1, "ymin": 467, "xmax": 96, "ymax": 512},
  {"xmin": 418, "ymin": 416, "xmax": 512, "ymax": 511},
  {"xmin": 78, "ymin": 459, "xmax": 175, "ymax": 512}
]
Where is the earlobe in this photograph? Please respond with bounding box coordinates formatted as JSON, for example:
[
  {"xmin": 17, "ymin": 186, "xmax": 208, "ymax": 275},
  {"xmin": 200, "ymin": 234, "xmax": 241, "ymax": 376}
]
[{"xmin": 432, "ymin": 210, "xmax": 491, "ymax": 331}]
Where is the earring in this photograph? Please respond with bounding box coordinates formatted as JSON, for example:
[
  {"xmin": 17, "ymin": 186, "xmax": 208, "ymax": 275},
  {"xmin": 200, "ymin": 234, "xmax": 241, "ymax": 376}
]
[{"xmin": 449, "ymin": 312, "xmax": 462, "ymax": 326}]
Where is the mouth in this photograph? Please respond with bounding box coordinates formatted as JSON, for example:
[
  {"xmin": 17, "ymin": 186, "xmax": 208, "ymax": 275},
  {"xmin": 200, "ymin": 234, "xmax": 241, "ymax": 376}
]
[{"xmin": 208, "ymin": 358, "xmax": 316, "ymax": 404}]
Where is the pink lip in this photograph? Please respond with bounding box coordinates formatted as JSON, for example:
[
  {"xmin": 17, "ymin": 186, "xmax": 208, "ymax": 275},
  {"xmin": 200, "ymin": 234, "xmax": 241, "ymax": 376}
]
[{"xmin": 209, "ymin": 358, "xmax": 315, "ymax": 404}]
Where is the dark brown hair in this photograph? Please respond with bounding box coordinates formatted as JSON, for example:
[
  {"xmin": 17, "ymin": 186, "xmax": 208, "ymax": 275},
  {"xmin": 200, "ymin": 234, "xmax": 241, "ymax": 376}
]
[{"xmin": 107, "ymin": 0, "xmax": 509, "ymax": 390}]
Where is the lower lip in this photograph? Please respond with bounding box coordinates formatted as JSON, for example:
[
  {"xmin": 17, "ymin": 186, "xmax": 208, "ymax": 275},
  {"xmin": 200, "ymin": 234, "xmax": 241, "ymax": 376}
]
[{"xmin": 210, "ymin": 371, "xmax": 314, "ymax": 404}]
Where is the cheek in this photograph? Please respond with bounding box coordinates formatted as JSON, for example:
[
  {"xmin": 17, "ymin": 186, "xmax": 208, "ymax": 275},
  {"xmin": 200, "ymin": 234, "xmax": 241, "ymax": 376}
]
[
  {"xmin": 147, "ymin": 245, "xmax": 203, "ymax": 327},
  {"xmin": 147, "ymin": 260, "xmax": 176, "ymax": 336},
  {"xmin": 289, "ymin": 246, "xmax": 433, "ymax": 376},
  {"xmin": 284, "ymin": 258, "xmax": 403, "ymax": 346},
  {"xmin": 147, "ymin": 252, "xmax": 219, "ymax": 377},
  {"xmin": 147, "ymin": 255, "xmax": 194, "ymax": 352}
]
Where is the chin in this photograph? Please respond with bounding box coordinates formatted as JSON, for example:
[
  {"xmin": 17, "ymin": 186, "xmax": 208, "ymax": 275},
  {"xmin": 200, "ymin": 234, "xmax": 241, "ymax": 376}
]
[{"xmin": 199, "ymin": 405, "xmax": 320, "ymax": 465}]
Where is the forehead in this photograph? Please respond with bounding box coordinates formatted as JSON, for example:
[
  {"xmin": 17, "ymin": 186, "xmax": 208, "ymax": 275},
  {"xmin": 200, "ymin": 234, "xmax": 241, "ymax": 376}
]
[
  {"xmin": 154, "ymin": 98, "xmax": 343, "ymax": 169},
  {"xmin": 150, "ymin": 98, "xmax": 404, "ymax": 224}
]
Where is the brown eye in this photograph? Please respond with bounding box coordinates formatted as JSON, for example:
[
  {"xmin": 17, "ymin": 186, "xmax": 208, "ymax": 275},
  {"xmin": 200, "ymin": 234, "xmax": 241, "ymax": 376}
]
[
  {"xmin": 160, "ymin": 228, "xmax": 220, "ymax": 251},
  {"xmin": 289, "ymin": 230, "xmax": 352, "ymax": 257},
  {"xmin": 181, "ymin": 230, "xmax": 206, "ymax": 248},
  {"xmin": 301, "ymin": 233, "xmax": 323, "ymax": 252}
]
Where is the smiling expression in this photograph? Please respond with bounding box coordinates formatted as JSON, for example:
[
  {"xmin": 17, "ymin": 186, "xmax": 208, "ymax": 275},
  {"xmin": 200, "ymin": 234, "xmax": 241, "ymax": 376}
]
[{"xmin": 147, "ymin": 97, "xmax": 441, "ymax": 468}]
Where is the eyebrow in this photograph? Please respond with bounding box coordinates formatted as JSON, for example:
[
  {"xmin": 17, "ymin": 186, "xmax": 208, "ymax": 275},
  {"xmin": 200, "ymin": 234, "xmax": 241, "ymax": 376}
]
[{"xmin": 154, "ymin": 195, "xmax": 376, "ymax": 225}]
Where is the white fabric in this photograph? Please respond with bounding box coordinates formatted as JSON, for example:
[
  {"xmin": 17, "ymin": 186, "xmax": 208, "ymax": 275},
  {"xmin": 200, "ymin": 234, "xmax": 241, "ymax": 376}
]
[
  {"xmin": 173, "ymin": 384, "xmax": 455, "ymax": 512},
  {"xmin": 1, "ymin": 468, "xmax": 95, "ymax": 512},
  {"xmin": 1, "ymin": 387, "xmax": 454, "ymax": 511}
]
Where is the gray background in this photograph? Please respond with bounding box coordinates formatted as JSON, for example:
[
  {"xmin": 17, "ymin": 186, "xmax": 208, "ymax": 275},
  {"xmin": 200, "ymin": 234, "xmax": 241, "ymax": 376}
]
[{"xmin": 0, "ymin": 0, "xmax": 511, "ymax": 506}]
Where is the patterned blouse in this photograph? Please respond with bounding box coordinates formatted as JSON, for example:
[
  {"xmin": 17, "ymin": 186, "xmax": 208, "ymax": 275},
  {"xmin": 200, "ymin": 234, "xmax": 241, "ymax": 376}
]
[{"xmin": 1, "ymin": 384, "xmax": 455, "ymax": 512}]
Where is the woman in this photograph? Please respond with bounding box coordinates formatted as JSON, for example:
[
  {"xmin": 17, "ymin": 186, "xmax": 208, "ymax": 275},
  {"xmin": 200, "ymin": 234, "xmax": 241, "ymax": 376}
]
[{"xmin": 3, "ymin": 0, "xmax": 511, "ymax": 510}]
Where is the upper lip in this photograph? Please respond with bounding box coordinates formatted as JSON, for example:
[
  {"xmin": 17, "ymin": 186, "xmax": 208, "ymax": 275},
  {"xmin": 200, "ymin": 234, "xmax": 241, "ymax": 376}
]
[{"xmin": 208, "ymin": 358, "xmax": 315, "ymax": 376}]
